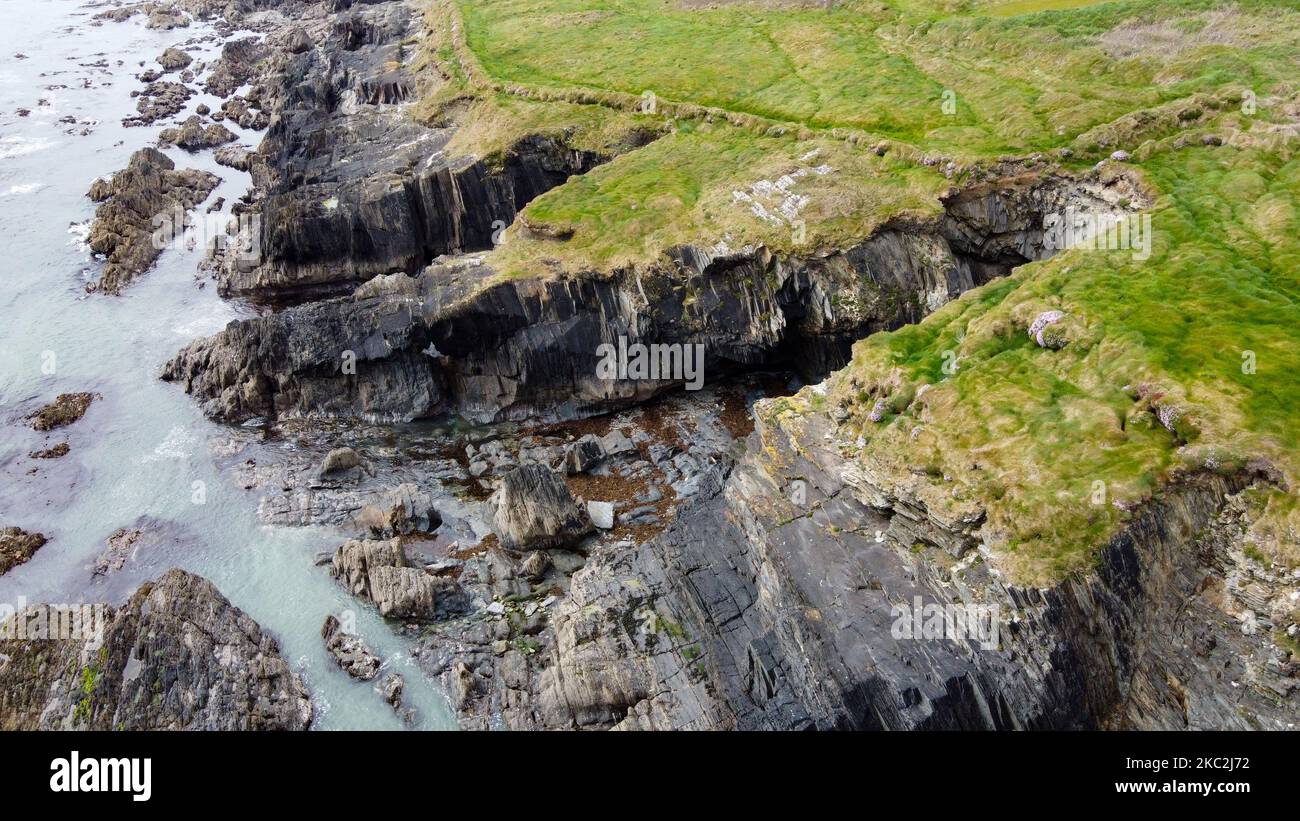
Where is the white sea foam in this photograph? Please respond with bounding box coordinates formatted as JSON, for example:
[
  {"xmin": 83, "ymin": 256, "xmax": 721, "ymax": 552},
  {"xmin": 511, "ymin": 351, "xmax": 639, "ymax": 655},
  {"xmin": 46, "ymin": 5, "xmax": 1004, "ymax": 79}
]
[
  {"xmin": 140, "ymin": 425, "xmax": 197, "ymax": 462},
  {"xmin": 0, "ymin": 136, "xmax": 54, "ymax": 160},
  {"xmin": 0, "ymin": 182, "xmax": 44, "ymax": 196}
]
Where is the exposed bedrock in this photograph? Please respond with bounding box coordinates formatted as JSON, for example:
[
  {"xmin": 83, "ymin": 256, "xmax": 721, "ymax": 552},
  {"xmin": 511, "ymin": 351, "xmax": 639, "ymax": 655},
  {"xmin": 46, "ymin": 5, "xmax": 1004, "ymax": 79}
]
[
  {"xmin": 164, "ymin": 171, "xmax": 1139, "ymax": 425},
  {"xmin": 330, "ymin": 537, "xmax": 469, "ymax": 620},
  {"xmin": 197, "ymin": 0, "xmax": 620, "ymax": 302},
  {"xmin": 499, "ymin": 409, "xmax": 1292, "ymax": 730},
  {"xmin": 0, "ymin": 569, "xmax": 312, "ymax": 730},
  {"xmin": 87, "ymin": 148, "xmax": 219, "ymax": 293}
]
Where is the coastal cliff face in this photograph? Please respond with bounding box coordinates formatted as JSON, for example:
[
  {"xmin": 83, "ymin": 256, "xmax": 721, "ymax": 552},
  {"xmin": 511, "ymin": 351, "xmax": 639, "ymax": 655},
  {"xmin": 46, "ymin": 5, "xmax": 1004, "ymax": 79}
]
[
  {"xmin": 45, "ymin": 0, "xmax": 1294, "ymax": 733},
  {"xmin": 217, "ymin": 0, "xmax": 617, "ymax": 302},
  {"xmin": 163, "ymin": 171, "xmax": 1138, "ymax": 425},
  {"xmin": 506, "ymin": 412, "xmax": 1292, "ymax": 730}
]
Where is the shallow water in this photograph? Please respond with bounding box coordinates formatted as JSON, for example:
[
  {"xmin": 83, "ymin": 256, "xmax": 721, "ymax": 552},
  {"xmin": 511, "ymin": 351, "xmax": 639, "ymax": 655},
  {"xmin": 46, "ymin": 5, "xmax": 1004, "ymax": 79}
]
[{"xmin": 0, "ymin": 0, "xmax": 457, "ymax": 730}]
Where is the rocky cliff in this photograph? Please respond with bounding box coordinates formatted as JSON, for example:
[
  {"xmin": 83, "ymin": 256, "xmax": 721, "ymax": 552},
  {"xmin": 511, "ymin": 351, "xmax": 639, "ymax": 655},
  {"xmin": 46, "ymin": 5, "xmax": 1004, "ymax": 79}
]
[
  {"xmin": 164, "ymin": 171, "xmax": 1139, "ymax": 425},
  {"xmin": 0, "ymin": 569, "xmax": 312, "ymax": 731},
  {"xmin": 507, "ymin": 410, "xmax": 1293, "ymax": 729},
  {"xmin": 145, "ymin": 0, "xmax": 1298, "ymax": 733}
]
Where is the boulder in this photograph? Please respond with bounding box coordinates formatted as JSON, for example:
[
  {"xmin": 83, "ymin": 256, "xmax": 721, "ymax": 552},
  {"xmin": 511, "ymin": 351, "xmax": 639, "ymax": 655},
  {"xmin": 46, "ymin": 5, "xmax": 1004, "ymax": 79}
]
[
  {"xmin": 322, "ymin": 614, "xmax": 380, "ymax": 680},
  {"xmin": 369, "ymin": 565, "xmax": 438, "ymax": 620},
  {"xmin": 352, "ymin": 484, "xmax": 440, "ymax": 537},
  {"xmin": 520, "ymin": 550, "xmax": 551, "ymax": 580},
  {"xmin": 320, "ymin": 446, "xmax": 363, "ymax": 474},
  {"xmin": 331, "ymin": 537, "xmax": 403, "ymax": 600},
  {"xmin": 214, "ymin": 144, "xmax": 254, "ymax": 171},
  {"xmin": 157, "ymin": 47, "xmax": 193, "ymax": 72},
  {"xmin": 29, "ymin": 392, "xmax": 95, "ymax": 431},
  {"xmin": 381, "ymin": 673, "xmax": 404, "ymax": 708},
  {"xmin": 329, "ymin": 538, "xmax": 466, "ymax": 620},
  {"xmin": 490, "ymin": 465, "xmax": 594, "ymax": 551},
  {"xmin": 285, "ymin": 27, "xmax": 312, "ymax": 55},
  {"xmin": 221, "ymin": 96, "xmax": 270, "ymax": 130},
  {"xmin": 147, "ymin": 7, "xmax": 189, "ymax": 30},
  {"xmin": 587, "ymin": 501, "xmax": 615, "ymax": 530},
  {"xmin": 0, "ymin": 527, "xmax": 47, "ymax": 575},
  {"xmin": 599, "ymin": 429, "xmax": 636, "ymax": 457},
  {"xmin": 565, "ymin": 434, "xmax": 605, "ymax": 474}
]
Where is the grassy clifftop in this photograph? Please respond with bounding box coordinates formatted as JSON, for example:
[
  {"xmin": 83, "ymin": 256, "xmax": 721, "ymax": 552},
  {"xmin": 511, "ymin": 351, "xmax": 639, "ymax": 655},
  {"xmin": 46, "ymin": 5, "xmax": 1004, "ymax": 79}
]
[
  {"xmin": 420, "ymin": 0, "xmax": 1300, "ymax": 584},
  {"xmin": 794, "ymin": 138, "xmax": 1300, "ymax": 585}
]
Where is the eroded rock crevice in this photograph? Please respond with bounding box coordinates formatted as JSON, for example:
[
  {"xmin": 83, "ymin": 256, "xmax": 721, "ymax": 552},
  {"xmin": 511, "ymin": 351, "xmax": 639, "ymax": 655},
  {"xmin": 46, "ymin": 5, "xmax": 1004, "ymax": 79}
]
[
  {"xmin": 165, "ymin": 168, "xmax": 1140, "ymax": 427},
  {"xmin": 206, "ymin": 1, "xmax": 636, "ymax": 303}
]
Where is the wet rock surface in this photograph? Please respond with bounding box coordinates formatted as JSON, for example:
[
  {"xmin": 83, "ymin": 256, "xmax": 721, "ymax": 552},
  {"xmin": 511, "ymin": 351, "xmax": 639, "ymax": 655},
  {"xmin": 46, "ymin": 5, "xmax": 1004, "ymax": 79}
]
[
  {"xmin": 0, "ymin": 527, "xmax": 48, "ymax": 576},
  {"xmin": 213, "ymin": 143, "xmax": 255, "ymax": 171},
  {"xmin": 157, "ymin": 46, "xmax": 193, "ymax": 72},
  {"xmin": 29, "ymin": 392, "xmax": 96, "ymax": 431},
  {"xmin": 28, "ymin": 443, "xmax": 70, "ymax": 460},
  {"xmin": 124, "ymin": 80, "xmax": 193, "ymax": 127},
  {"xmin": 322, "ymin": 614, "xmax": 381, "ymax": 680},
  {"xmin": 87, "ymin": 148, "xmax": 218, "ymax": 293},
  {"xmin": 160, "ymin": 115, "xmax": 236, "ymax": 151},
  {"xmin": 0, "ymin": 569, "xmax": 312, "ymax": 730}
]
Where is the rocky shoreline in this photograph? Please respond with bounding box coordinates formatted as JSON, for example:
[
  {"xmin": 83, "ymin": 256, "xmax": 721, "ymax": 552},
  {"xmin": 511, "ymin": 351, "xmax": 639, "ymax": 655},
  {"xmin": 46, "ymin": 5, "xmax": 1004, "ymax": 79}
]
[{"xmin": 3, "ymin": 0, "xmax": 1295, "ymax": 732}]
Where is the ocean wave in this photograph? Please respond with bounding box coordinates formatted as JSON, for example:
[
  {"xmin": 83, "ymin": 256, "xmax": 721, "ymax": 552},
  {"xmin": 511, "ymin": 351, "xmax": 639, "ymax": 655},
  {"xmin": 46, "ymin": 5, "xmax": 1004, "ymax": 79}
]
[
  {"xmin": 0, "ymin": 136, "xmax": 54, "ymax": 161},
  {"xmin": 0, "ymin": 182, "xmax": 44, "ymax": 196}
]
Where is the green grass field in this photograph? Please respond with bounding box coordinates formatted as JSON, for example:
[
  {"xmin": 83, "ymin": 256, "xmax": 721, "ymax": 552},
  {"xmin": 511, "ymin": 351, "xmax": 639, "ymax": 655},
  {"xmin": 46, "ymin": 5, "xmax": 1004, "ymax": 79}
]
[{"xmin": 421, "ymin": 0, "xmax": 1300, "ymax": 584}]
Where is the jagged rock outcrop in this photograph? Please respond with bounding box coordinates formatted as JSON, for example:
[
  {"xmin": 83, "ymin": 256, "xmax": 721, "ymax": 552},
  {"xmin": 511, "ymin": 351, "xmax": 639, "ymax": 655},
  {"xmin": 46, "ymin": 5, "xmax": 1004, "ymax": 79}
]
[
  {"xmin": 352, "ymin": 483, "xmax": 441, "ymax": 537},
  {"xmin": 164, "ymin": 171, "xmax": 1137, "ymax": 424},
  {"xmin": 123, "ymin": 80, "xmax": 193, "ymax": 127},
  {"xmin": 221, "ymin": 96, "xmax": 270, "ymax": 130},
  {"xmin": 329, "ymin": 537, "xmax": 466, "ymax": 620},
  {"xmin": 164, "ymin": 0, "xmax": 638, "ymax": 303},
  {"xmin": 0, "ymin": 527, "xmax": 47, "ymax": 576},
  {"xmin": 490, "ymin": 465, "xmax": 594, "ymax": 551},
  {"xmin": 470, "ymin": 406, "xmax": 1296, "ymax": 730},
  {"xmin": 160, "ymin": 115, "xmax": 237, "ymax": 151},
  {"xmin": 0, "ymin": 569, "xmax": 312, "ymax": 730},
  {"xmin": 322, "ymin": 614, "xmax": 380, "ymax": 680},
  {"xmin": 381, "ymin": 673, "xmax": 404, "ymax": 708},
  {"xmin": 29, "ymin": 392, "xmax": 96, "ymax": 430},
  {"xmin": 214, "ymin": 144, "xmax": 256, "ymax": 171},
  {"xmin": 88, "ymin": 148, "xmax": 219, "ymax": 293},
  {"xmin": 206, "ymin": 37, "xmax": 270, "ymax": 97},
  {"xmin": 157, "ymin": 46, "xmax": 193, "ymax": 71}
]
